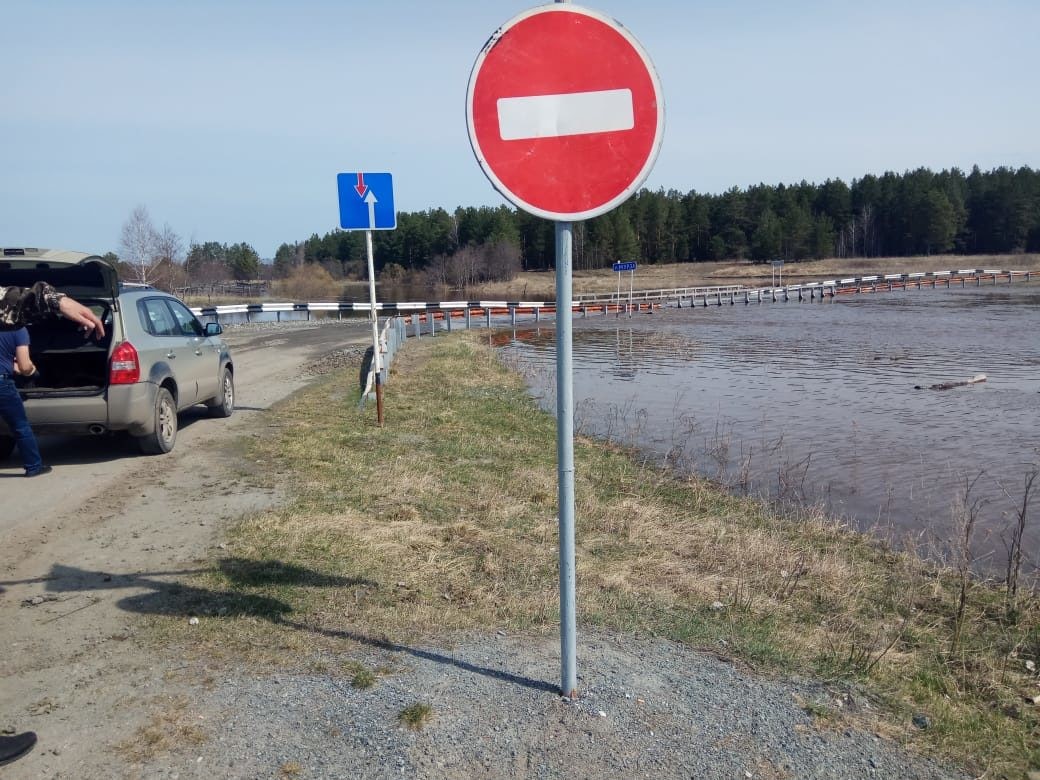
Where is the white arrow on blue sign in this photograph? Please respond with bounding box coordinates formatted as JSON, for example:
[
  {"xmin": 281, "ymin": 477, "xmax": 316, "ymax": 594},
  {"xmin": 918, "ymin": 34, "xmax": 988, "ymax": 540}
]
[
  {"xmin": 337, "ymin": 172, "xmax": 397, "ymax": 231},
  {"xmin": 613, "ymin": 261, "xmax": 637, "ymax": 272}
]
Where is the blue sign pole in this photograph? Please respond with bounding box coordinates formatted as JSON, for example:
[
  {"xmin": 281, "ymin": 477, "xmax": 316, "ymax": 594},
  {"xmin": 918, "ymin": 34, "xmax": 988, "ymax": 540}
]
[
  {"xmin": 612, "ymin": 262, "xmax": 637, "ymax": 316},
  {"xmin": 338, "ymin": 172, "xmax": 397, "ymax": 425}
]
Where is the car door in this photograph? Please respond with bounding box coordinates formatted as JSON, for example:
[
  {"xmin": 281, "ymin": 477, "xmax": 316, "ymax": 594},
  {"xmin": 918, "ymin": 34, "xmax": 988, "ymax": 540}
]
[
  {"xmin": 166, "ymin": 298, "xmax": 220, "ymax": 403},
  {"xmin": 138, "ymin": 297, "xmax": 203, "ymax": 407}
]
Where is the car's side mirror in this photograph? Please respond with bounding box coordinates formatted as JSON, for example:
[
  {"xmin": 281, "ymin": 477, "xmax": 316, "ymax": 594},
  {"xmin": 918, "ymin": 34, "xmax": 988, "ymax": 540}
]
[{"xmin": 204, "ymin": 322, "xmax": 223, "ymax": 336}]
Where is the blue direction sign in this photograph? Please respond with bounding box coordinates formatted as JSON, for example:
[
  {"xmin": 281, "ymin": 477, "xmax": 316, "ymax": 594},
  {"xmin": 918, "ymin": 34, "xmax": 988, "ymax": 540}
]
[
  {"xmin": 337, "ymin": 172, "xmax": 396, "ymax": 231},
  {"xmin": 613, "ymin": 261, "xmax": 637, "ymax": 272}
]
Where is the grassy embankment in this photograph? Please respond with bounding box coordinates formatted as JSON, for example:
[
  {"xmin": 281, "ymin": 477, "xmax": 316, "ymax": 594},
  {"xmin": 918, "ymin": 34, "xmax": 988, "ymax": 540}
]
[{"xmin": 164, "ymin": 332, "xmax": 1039, "ymax": 777}]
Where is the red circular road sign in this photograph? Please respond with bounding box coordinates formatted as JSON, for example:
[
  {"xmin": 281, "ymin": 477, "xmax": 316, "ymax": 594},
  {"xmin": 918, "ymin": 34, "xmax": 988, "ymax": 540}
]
[{"xmin": 466, "ymin": 5, "xmax": 664, "ymax": 221}]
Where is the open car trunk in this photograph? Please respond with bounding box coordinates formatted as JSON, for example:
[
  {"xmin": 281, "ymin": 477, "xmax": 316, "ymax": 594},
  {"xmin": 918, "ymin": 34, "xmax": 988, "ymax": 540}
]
[
  {"xmin": 19, "ymin": 302, "xmax": 114, "ymax": 396},
  {"xmin": 1, "ymin": 251, "xmax": 118, "ymax": 397}
]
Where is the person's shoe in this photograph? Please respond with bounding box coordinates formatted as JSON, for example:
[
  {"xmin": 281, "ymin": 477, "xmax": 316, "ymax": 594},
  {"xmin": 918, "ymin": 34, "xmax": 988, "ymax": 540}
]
[
  {"xmin": 0, "ymin": 731, "xmax": 37, "ymax": 766},
  {"xmin": 24, "ymin": 465, "xmax": 52, "ymax": 477}
]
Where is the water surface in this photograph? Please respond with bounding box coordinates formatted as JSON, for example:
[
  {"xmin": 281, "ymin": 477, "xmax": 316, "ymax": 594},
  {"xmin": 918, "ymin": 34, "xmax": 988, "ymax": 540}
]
[{"xmin": 498, "ymin": 284, "xmax": 1040, "ymax": 570}]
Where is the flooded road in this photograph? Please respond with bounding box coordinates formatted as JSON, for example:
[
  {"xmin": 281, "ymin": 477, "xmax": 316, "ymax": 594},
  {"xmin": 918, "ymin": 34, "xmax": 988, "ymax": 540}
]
[{"xmin": 497, "ymin": 283, "xmax": 1040, "ymax": 571}]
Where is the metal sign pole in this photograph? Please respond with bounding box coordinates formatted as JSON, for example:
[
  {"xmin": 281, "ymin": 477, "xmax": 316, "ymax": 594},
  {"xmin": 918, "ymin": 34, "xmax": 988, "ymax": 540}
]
[
  {"xmin": 616, "ymin": 269, "xmax": 622, "ymax": 317},
  {"xmin": 553, "ymin": 0, "xmax": 577, "ymax": 703},
  {"xmin": 628, "ymin": 268, "xmax": 634, "ymax": 317},
  {"xmin": 555, "ymin": 220, "xmax": 577, "ymax": 700},
  {"xmin": 365, "ymin": 228, "xmax": 384, "ymax": 426}
]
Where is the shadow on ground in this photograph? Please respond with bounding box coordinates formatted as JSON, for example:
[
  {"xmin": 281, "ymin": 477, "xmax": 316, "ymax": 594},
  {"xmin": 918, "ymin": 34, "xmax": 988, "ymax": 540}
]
[{"xmin": 14, "ymin": 559, "xmax": 557, "ymax": 695}]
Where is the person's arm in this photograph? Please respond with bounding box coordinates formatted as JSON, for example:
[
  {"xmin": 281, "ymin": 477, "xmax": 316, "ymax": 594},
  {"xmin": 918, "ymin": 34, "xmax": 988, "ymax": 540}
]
[
  {"xmin": 0, "ymin": 282, "xmax": 105, "ymax": 338},
  {"xmin": 12, "ymin": 344, "xmax": 34, "ymax": 376},
  {"xmin": 57, "ymin": 295, "xmax": 105, "ymax": 338}
]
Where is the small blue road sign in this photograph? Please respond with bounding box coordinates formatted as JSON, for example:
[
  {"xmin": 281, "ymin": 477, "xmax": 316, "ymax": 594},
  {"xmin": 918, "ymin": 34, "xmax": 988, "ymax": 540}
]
[
  {"xmin": 337, "ymin": 172, "xmax": 397, "ymax": 231},
  {"xmin": 612, "ymin": 261, "xmax": 637, "ymax": 272}
]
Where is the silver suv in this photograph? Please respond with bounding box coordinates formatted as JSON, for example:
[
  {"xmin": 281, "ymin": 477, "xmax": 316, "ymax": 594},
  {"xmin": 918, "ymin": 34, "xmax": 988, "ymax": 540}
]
[{"xmin": 0, "ymin": 248, "xmax": 234, "ymax": 455}]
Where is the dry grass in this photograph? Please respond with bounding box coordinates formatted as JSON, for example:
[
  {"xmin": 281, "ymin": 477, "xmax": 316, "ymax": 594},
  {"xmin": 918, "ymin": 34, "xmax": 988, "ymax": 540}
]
[
  {"xmin": 160, "ymin": 333, "xmax": 1039, "ymax": 777},
  {"xmin": 473, "ymin": 254, "xmax": 1040, "ymax": 299},
  {"xmin": 117, "ymin": 695, "xmax": 208, "ymax": 762}
]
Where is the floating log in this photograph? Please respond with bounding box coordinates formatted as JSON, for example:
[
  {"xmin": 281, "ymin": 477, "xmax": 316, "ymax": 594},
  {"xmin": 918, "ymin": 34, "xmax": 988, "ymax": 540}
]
[{"xmin": 915, "ymin": 373, "xmax": 987, "ymax": 391}]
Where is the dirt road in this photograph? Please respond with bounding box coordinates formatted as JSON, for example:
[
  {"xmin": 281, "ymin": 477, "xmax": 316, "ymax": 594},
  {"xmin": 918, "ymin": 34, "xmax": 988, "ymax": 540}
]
[{"xmin": 0, "ymin": 320, "xmax": 371, "ymax": 778}]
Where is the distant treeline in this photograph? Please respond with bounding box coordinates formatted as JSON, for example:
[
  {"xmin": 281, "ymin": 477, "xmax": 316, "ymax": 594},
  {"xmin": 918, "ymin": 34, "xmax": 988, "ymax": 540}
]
[{"xmin": 274, "ymin": 165, "xmax": 1039, "ymax": 278}]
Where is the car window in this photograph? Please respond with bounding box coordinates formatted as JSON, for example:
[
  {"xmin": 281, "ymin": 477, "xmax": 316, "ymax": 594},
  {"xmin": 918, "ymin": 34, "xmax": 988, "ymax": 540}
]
[
  {"xmin": 139, "ymin": 298, "xmax": 179, "ymax": 337},
  {"xmin": 167, "ymin": 300, "xmax": 204, "ymax": 337}
]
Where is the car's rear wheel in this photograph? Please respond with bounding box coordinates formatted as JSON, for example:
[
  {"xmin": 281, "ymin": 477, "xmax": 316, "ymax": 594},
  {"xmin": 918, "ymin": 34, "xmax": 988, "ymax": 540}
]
[
  {"xmin": 138, "ymin": 387, "xmax": 177, "ymax": 454},
  {"xmin": 207, "ymin": 367, "xmax": 234, "ymax": 418},
  {"xmin": 0, "ymin": 435, "xmax": 14, "ymax": 461}
]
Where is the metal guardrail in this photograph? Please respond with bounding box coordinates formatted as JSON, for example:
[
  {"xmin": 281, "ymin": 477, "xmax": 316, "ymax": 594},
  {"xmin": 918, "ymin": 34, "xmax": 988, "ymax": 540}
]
[
  {"xmin": 190, "ymin": 268, "xmax": 1034, "ymax": 324},
  {"xmin": 359, "ymin": 316, "xmax": 407, "ymax": 406}
]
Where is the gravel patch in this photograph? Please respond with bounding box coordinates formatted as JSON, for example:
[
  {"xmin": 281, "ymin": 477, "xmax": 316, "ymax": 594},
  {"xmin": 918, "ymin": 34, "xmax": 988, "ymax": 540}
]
[{"xmin": 138, "ymin": 631, "xmax": 965, "ymax": 780}]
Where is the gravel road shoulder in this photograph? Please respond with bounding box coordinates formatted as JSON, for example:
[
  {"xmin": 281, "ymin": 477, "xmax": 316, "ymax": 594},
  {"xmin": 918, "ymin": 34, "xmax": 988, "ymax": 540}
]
[{"xmin": 134, "ymin": 630, "xmax": 966, "ymax": 780}]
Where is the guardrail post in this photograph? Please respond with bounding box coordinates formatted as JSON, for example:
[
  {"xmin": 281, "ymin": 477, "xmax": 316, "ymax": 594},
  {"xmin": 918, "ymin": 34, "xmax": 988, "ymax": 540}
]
[
  {"xmin": 465, "ymin": 308, "xmax": 472, "ymax": 329},
  {"xmin": 485, "ymin": 308, "xmax": 492, "ymax": 328},
  {"xmin": 535, "ymin": 307, "xmax": 541, "ymax": 323},
  {"xmin": 447, "ymin": 310, "xmax": 453, "ymax": 332},
  {"xmin": 429, "ymin": 312, "xmax": 436, "ymax": 337},
  {"xmin": 510, "ymin": 307, "xmax": 517, "ymax": 327}
]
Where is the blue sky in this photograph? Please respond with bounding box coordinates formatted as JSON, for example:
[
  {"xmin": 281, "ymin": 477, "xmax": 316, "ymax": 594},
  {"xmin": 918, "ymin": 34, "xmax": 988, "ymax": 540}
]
[{"xmin": 3, "ymin": 1, "xmax": 1037, "ymax": 259}]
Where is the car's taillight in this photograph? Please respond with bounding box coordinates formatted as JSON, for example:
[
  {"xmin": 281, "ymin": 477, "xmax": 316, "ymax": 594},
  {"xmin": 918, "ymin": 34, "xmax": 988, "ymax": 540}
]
[{"xmin": 109, "ymin": 341, "xmax": 141, "ymax": 384}]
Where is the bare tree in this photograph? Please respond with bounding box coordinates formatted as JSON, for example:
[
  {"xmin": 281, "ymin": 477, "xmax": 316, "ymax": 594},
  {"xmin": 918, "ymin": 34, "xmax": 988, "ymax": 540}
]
[
  {"xmin": 999, "ymin": 466, "xmax": 1038, "ymax": 617},
  {"xmin": 150, "ymin": 223, "xmax": 184, "ymax": 290},
  {"xmin": 485, "ymin": 241, "xmax": 521, "ymax": 282},
  {"xmin": 951, "ymin": 472, "xmax": 987, "ymax": 654},
  {"xmin": 448, "ymin": 245, "xmax": 482, "ymax": 293},
  {"xmin": 120, "ymin": 205, "xmax": 159, "ymax": 285},
  {"xmin": 424, "ymin": 254, "xmax": 450, "ymax": 292},
  {"xmin": 119, "ymin": 206, "xmax": 183, "ymax": 291}
]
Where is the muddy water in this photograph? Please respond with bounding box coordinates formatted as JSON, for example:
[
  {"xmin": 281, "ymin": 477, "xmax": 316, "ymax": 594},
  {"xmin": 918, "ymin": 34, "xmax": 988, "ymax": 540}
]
[{"xmin": 497, "ymin": 283, "xmax": 1040, "ymax": 570}]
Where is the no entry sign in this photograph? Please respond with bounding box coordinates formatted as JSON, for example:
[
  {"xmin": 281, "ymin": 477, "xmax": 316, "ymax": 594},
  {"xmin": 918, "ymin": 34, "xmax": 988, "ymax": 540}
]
[{"xmin": 466, "ymin": 4, "xmax": 664, "ymax": 221}]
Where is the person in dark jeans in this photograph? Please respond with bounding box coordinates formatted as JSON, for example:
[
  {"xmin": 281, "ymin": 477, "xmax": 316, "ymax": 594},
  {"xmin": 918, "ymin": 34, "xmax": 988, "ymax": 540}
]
[
  {"xmin": 0, "ymin": 280, "xmax": 104, "ymax": 766},
  {"xmin": 0, "ymin": 326, "xmax": 50, "ymax": 476}
]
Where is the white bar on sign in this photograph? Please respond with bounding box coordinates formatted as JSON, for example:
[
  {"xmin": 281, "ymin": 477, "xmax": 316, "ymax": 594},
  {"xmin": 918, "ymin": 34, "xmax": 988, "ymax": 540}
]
[{"xmin": 497, "ymin": 88, "xmax": 634, "ymax": 141}]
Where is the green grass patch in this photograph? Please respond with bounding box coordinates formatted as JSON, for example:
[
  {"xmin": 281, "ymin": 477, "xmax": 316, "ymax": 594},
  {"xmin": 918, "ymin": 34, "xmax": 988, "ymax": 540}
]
[{"xmin": 398, "ymin": 702, "xmax": 434, "ymax": 731}]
